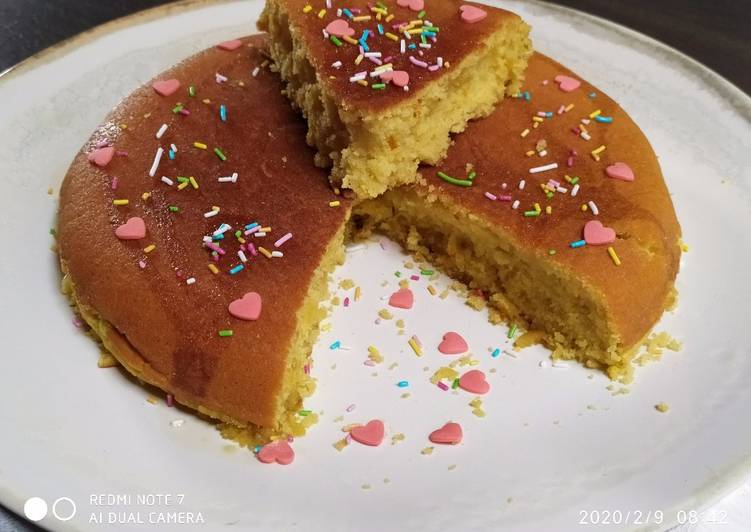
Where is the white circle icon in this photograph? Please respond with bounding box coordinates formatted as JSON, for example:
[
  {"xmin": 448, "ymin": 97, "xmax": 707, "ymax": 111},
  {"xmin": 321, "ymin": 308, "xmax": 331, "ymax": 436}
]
[
  {"xmin": 52, "ymin": 497, "xmax": 77, "ymax": 521},
  {"xmin": 23, "ymin": 497, "xmax": 48, "ymax": 521}
]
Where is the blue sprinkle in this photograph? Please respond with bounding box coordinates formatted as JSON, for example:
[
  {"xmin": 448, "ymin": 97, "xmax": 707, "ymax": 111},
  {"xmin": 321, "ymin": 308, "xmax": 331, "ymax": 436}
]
[
  {"xmin": 245, "ymin": 222, "xmax": 259, "ymax": 230},
  {"xmin": 362, "ymin": 29, "xmax": 370, "ymax": 40},
  {"xmin": 524, "ymin": 91, "xmax": 531, "ymax": 101},
  {"xmin": 330, "ymin": 340, "xmax": 341, "ymax": 350},
  {"xmin": 343, "ymin": 8, "xmax": 353, "ymax": 18},
  {"xmin": 253, "ymin": 445, "xmax": 261, "ymax": 454},
  {"xmin": 408, "ymin": 43, "xmax": 417, "ymax": 49},
  {"xmin": 397, "ymin": 381, "xmax": 409, "ymax": 388},
  {"xmin": 491, "ymin": 348, "xmax": 500, "ymax": 358},
  {"xmin": 423, "ymin": 31, "xmax": 436, "ymax": 37},
  {"xmin": 213, "ymin": 233, "xmax": 225, "ymax": 241},
  {"xmin": 589, "ymin": 92, "xmax": 597, "ymax": 98},
  {"xmin": 229, "ymin": 264, "xmax": 244, "ymax": 275},
  {"xmin": 377, "ymin": 23, "xmax": 384, "ymax": 35},
  {"xmin": 545, "ymin": 111, "xmax": 553, "ymax": 118},
  {"xmin": 595, "ymin": 115, "xmax": 613, "ymax": 123},
  {"xmin": 220, "ymin": 104, "xmax": 227, "ymax": 122},
  {"xmin": 168, "ymin": 149, "xmax": 175, "ymax": 160},
  {"xmin": 570, "ymin": 240, "xmax": 587, "ymax": 248},
  {"xmin": 359, "ymin": 39, "xmax": 370, "ymax": 52}
]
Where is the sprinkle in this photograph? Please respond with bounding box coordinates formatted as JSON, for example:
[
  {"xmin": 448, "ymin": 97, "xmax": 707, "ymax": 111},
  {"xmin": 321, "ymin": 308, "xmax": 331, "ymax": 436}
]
[
  {"xmin": 595, "ymin": 115, "xmax": 613, "ymax": 123},
  {"xmin": 303, "ymin": 4, "xmax": 312, "ymax": 13},
  {"xmin": 332, "ymin": 60, "xmax": 342, "ymax": 69},
  {"xmin": 204, "ymin": 209, "xmax": 218, "ymax": 218},
  {"xmin": 512, "ymin": 200, "xmax": 520, "ymax": 209},
  {"xmin": 589, "ymin": 109, "xmax": 602, "ymax": 119},
  {"xmin": 437, "ymin": 381, "xmax": 449, "ymax": 391},
  {"xmin": 330, "ymin": 340, "xmax": 341, "ymax": 350},
  {"xmin": 168, "ymin": 206, "xmax": 179, "ymax": 212},
  {"xmin": 518, "ymin": 179, "xmax": 526, "ymax": 190},
  {"xmin": 193, "ymin": 142, "xmax": 207, "ymax": 150},
  {"xmin": 437, "ymin": 171, "xmax": 472, "ymax": 187},
  {"xmin": 170, "ymin": 143, "xmax": 178, "ymax": 153},
  {"xmin": 155, "ymin": 123, "xmax": 168, "ymax": 139},
  {"xmin": 271, "ymin": 251, "xmax": 283, "ymax": 258},
  {"xmin": 484, "ymin": 192, "xmax": 497, "ymax": 201},
  {"xmin": 571, "ymin": 183, "xmax": 580, "ymax": 197},
  {"xmin": 570, "ymin": 240, "xmax": 586, "ymax": 248},
  {"xmin": 397, "ymin": 381, "xmax": 409, "ymax": 388},
  {"xmin": 208, "ymin": 264, "xmax": 219, "ymax": 274},
  {"xmin": 520, "ymin": 128, "xmax": 530, "ymax": 138},
  {"xmin": 523, "ymin": 210, "xmax": 540, "ymax": 217},
  {"xmin": 346, "ymin": 404, "xmax": 356, "ymax": 412},
  {"xmin": 608, "ymin": 246, "xmax": 622, "ymax": 266},
  {"xmin": 220, "ymin": 105, "xmax": 227, "ymax": 122},
  {"xmin": 508, "ymin": 324, "xmax": 518, "ymax": 339},
  {"xmin": 161, "ymin": 176, "xmax": 174, "ymax": 186},
  {"xmin": 218, "ymin": 330, "xmax": 234, "ymax": 337},
  {"xmin": 529, "ymin": 163, "xmax": 558, "ymax": 174},
  {"xmin": 408, "ymin": 338, "xmax": 423, "ymax": 357},
  {"xmin": 186, "ymin": 277, "xmax": 196, "ymax": 285},
  {"xmin": 214, "ymin": 147, "xmax": 227, "ymax": 161},
  {"xmin": 355, "ymin": 286, "xmax": 362, "ymax": 300},
  {"xmin": 112, "ymin": 199, "xmax": 129, "ymax": 206},
  {"xmin": 491, "ymin": 348, "xmax": 500, "ymax": 358},
  {"xmin": 251, "ymin": 66, "xmax": 260, "ymax": 77},
  {"xmin": 259, "ymin": 246, "xmax": 272, "ymax": 259},
  {"xmin": 451, "ymin": 378, "xmax": 460, "ymax": 390},
  {"xmin": 229, "ymin": 264, "xmax": 244, "ymax": 275},
  {"xmin": 317, "ymin": 8, "xmax": 326, "ymax": 18},
  {"xmin": 587, "ymin": 200, "xmax": 599, "ymax": 215},
  {"xmin": 409, "ymin": 56, "xmax": 428, "ymax": 68},
  {"xmin": 189, "ymin": 86, "xmax": 196, "ymax": 97},
  {"xmin": 330, "ymin": 35, "xmax": 343, "ymax": 47},
  {"xmin": 591, "ymin": 145, "xmax": 606, "ymax": 161},
  {"xmin": 218, "ymin": 172, "xmax": 238, "ymax": 183},
  {"xmin": 274, "ymin": 232, "xmax": 293, "ymax": 248},
  {"xmin": 143, "ymin": 244, "xmax": 156, "ymax": 253},
  {"xmin": 427, "ymin": 285, "xmax": 437, "ymax": 295},
  {"xmin": 148, "ymin": 147, "xmax": 164, "ymax": 177},
  {"xmin": 189, "ymin": 176, "xmax": 199, "ymax": 189}
]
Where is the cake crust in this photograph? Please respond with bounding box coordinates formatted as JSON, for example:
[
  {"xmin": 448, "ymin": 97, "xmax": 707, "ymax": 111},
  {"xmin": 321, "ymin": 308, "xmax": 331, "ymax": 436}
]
[{"xmin": 57, "ymin": 36, "xmax": 349, "ymax": 430}]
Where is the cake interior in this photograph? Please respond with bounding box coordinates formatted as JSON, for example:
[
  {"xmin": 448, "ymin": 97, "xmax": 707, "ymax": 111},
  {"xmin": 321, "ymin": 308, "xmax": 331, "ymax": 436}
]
[{"xmin": 259, "ymin": 3, "xmax": 532, "ymax": 198}]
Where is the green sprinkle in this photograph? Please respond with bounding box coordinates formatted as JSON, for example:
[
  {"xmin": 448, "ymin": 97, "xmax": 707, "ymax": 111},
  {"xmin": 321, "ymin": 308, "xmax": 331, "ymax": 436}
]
[
  {"xmin": 437, "ymin": 171, "xmax": 473, "ymax": 187},
  {"xmin": 298, "ymin": 409, "xmax": 312, "ymax": 416},
  {"xmin": 189, "ymin": 86, "xmax": 196, "ymax": 97},
  {"xmin": 451, "ymin": 378, "xmax": 460, "ymax": 389},
  {"xmin": 571, "ymin": 176, "xmax": 580, "ymax": 185},
  {"xmin": 168, "ymin": 206, "xmax": 179, "ymax": 212},
  {"xmin": 395, "ymin": 271, "xmax": 401, "ymax": 277},
  {"xmin": 176, "ymin": 176, "xmax": 189, "ymax": 183},
  {"xmin": 330, "ymin": 35, "xmax": 343, "ymax": 46},
  {"xmin": 172, "ymin": 104, "xmax": 183, "ymax": 114},
  {"xmin": 421, "ymin": 269, "xmax": 434, "ymax": 276},
  {"xmin": 508, "ymin": 324, "xmax": 518, "ymax": 339},
  {"xmin": 49, "ymin": 228, "xmax": 57, "ymax": 236},
  {"xmin": 214, "ymin": 147, "xmax": 227, "ymax": 161},
  {"xmin": 218, "ymin": 329, "xmax": 234, "ymax": 337},
  {"xmin": 372, "ymin": 83, "xmax": 386, "ymax": 90},
  {"xmin": 417, "ymin": 9, "xmax": 426, "ymax": 18},
  {"xmin": 467, "ymin": 171, "xmax": 477, "ymax": 181},
  {"xmin": 523, "ymin": 210, "xmax": 540, "ymax": 217},
  {"xmin": 424, "ymin": 26, "xmax": 439, "ymax": 32},
  {"xmin": 234, "ymin": 230, "xmax": 242, "ymax": 238},
  {"xmin": 546, "ymin": 191, "xmax": 554, "ymax": 199}
]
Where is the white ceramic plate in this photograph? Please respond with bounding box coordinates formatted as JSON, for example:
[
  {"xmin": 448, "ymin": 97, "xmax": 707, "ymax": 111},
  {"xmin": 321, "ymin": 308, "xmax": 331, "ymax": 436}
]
[{"xmin": 1, "ymin": 1, "xmax": 750, "ymax": 531}]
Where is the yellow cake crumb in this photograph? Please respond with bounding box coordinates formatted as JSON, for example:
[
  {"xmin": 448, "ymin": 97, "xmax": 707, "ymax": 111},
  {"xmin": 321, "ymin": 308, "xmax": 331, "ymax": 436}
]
[
  {"xmin": 367, "ymin": 345, "xmax": 383, "ymax": 364},
  {"xmin": 146, "ymin": 396, "xmax": 158, "ymax": 405},
  {"xmin": 655, "ymin": 402, "xmax": 670, "ymax": 413},
  {"xmin": 378, "ymin": 309, "xmax": 393, "ymax": 320},
  {"xmin": 391, "ymin": 433, "xmax": 405, "ymax": 445},
  {"xmin": 97, "ymin": 352, "xmax": 118, "ymax": 368},
  {"xmin": 421, "ymin": 446, "xmax": 434, "ymax": 455},
  {"xmin": 339, "ymin": 278, "xmax": 355, "ymax": 289},
  {"xmin": 331, "ymin": 296, "xmax": 341, "ymax": 306}
]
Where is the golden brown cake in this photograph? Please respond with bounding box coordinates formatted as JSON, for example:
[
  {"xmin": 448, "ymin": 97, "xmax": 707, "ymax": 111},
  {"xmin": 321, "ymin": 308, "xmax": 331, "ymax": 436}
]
[
  {"xmin": 353, "ymin": 52, "xmax": 682, "ymax": 380},
  {"xmin": 259, "ymin": 0, "xmax": 532, "ymax": 198},
  {"xmin": 57, "ymin": 35, "xmax": 350, "ymax": 444}
]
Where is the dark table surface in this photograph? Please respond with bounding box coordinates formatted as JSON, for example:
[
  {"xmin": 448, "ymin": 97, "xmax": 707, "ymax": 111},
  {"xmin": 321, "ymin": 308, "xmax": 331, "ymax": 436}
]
[{"xmin": 0, "ymin": 0, "xmax": 748, "ymax": 530}]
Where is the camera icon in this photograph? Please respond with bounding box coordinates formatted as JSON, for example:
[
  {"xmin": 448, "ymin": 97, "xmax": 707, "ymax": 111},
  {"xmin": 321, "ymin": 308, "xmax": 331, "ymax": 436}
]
[{"xmin": 24, "ymin": 497, "xmax": 76, "ymax": 522}]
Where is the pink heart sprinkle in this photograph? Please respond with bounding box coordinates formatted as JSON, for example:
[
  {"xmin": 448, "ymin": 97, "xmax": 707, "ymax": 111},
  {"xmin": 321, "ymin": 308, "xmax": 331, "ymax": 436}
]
[
  {"xmin": 257, "ymin": 440, "xmax": 295, "ymax": 465},
  {"xmin": 217, "ymin": 39, "xmax": 243, "ymax": 51},
  {"xmin": 429, "ymin": 422, "xmax": 463, "ymax": 445},
  {"xmin": 605, "ymin": 162, "xmax": 635, "ymax": 182},
  {"xmin": 554, "ymin": 75, "xmax": 581, "ymax": 92},
  {"xmin": 583, "ymin": 220, "xmax": 616, "ymax": 246},
  {"xmin": 115, "ymin": 217, "xmax": 146, "ymax": 240},
  {"xmin": 459, "ymin": 4, "xmax": 488, "ymax": 23},
  {"xmin": 350, "ymin": 419, "xmax": 385, "ymax": 446},
  {"xmin": 152, "ymin": 79, "xmax": 181, "ymax": 97},
  {"xmin": 88, "ymin": 146, "xmax": 115, "ymax": 168},
  {"xmin": 325, "ymin": 18, "xmax": 355, "ymax": 38},
  {"xmin": 228, "ymin": 292, "xmax": 263, "ymax": 321},
  {"xmin": 397, "ymin": 0, "xmax": 424, "ymax": 12},
  {"xmin": 388, "ymin": 288, "xmax": 414, "ymax": 309},
  {"xmin": 438, "ymin": 332, "xmax": 468, "ymax": 355},
  {"xmin": 459, "ymin": 369, "xmax": 490, "ymax": 395}
]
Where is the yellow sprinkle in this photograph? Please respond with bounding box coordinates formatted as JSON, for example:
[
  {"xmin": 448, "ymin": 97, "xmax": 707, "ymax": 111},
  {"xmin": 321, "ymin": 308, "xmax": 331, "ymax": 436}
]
[
  {"xmin": 385, "ymin": 14, "xmax": 394, "ymax": 22},
  {"xmin": 302, "ymin": 4, "xmax": 312, "ymax": 13},
  {"xmin": 317, "ymin": 8, "xmax": 326, "ymax": 18},
  {"xmin": 212, "ymin": 206, "xmax": 220, "ymax": 212},
  {"xmin": 146, "ymin": 396, "xmax": 158, "ymax": 405},
  {"xmin": 141, "ymin": 192, "xmax": 151, "ymax": 201},
  {"xmin": 208, "ymin": 264, "xmax": 219, "ymax": 274},
  {"xmin": 607, "ymin": 246, "xmax": 621, "ymax": 266},
  {"xmin": 408, "ymin": 338, "xmax": 423, "ymax": 357},
  {"xmin": 260, "ymin": 226, "xmax": 271, "ymax": 232},
  {"xmin": 112, "ymin": 199, "xmax": 129, "ymax": 206},
  {"xmin": 579, "ymin": 124, "xmax": 588, "ymax": 134},
  {"xmin": 525, "ymin": 150, "xmax": 535, "ymax": 157},
  {"xmin": 545, "ymin": 205, "xmax": 552, "ymax": 215},
  {"xmin": 259, "ymin": 246, "xmax": 272, "ymax": 259},
  {"xmin": 354, "ymin": 286, "xmax": 362, "ymax": 301},
  {"xmin": 329, "ymin": 200, "xmax": 341, "ymax": 207},
  {"xmin": 591, "ymin": 145, "xmax": 606, "ymax": 161},
  {"xmin": 581, "ymin": 204, "xmax": 588, "ymax": 211},
  {"xmin": 407, "ymin": 28, "xmax": 423, "ymax": 34},
  {"xmin": 532, "ymin": 116, "xmax": 544, "ymax": 122},
  {"xmin": 533, "ymin": 122, "xmax": 540, "ymax": 129},
  {"xmin": 373, "ymin": 63, "xmax": 393, "ymax": 72},
  {"xmin": 371, "ymin": 6, "xmax": 387, "ymax": 14},
  {"xmin": 202, "ymin": 98, "xmax": 211, "ymax": 104},
  {"xmin": 357, "ymin": 79, "xmax": 369, "ymax": 87},
  {"xmin": 352, "ymin": 15, "xmax": 371, "ymax": 21},
  {"xmin": 520, "ymin": 128, "xmax": 530, "ymax": 138},
  {"xmin": 343, "ymin": 35, "xmax": 359, "ymax": 45},
  {"xmin": 378, "ymin": 309, "xmax": 393, "ymax": 320},
  {"xmin": 564, "ymin": 103, "xmax": 575, "ymax": 112},
  {"xmin": 143, "ymin": 244, "xmax": 156, "ymax": 253},
  {"xmin": 427, "ymin": 284, "xmax": 437, "ymax": 295},
  {"xmin": 564, "ymin": 174, "xmax": 573, "ymax": 183},
  {"xmin": 367, "ymin": 346, "xmax": 383, "ymax": 363},
  {"xmin": 385, "ymin": 32, "xmax": 399, "ymax": 41},
  {"xmin": 421, "ymin": 446, "xmax": 434, "ymax": 455},
  {"xmin": 589, "ymin": 109, "xmax": 602, "ymax": 119},
  {"xmin": 355, "ymin": 54, "xmax": 364, "ymax": 65},
  {"xmin": 409, "ymin": 19, "xmax": 424, "ymax": 25},
  {"xmin": 177, "ymin": 181, "xmax": 189, "ymax": 190},
  {"xmin": 193, "ymin": 142, "xmax": 207, "ymax": 150},
  {"xmin": 189, "ymin": 176, "xmax": 199, "ymax": 189},
  {"xmin": 534, "ymin": 202, "xmax": 541, "ymax": 213}
]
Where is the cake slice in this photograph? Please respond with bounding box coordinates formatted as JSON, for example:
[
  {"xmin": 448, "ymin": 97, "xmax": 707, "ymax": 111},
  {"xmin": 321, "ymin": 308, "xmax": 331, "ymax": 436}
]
[
  {"xmin": 352, "ymin": 52, "xmax": 682, "ymax": 381},
  {"xmin": 57, "ymin": 36, "xmax": 349, "ymax": 445},
  {"xmin": 259, "ymin": 0, "xmax": 532, "ymax": 198}
]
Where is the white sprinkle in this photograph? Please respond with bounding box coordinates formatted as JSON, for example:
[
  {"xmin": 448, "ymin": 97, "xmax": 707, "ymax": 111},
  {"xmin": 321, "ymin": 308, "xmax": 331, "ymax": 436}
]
[
  {"xmin": 529, "ymin": 163, "xmax": 558, "ymax": 174},
  {"xmin": 202, "ymin": 236, "xmax": 212, "ymax": 243},
  {"xmin": 501, "ymin": 183, "xmax": 508, "ymax": 190},
  {"xmin": 218, "ymin": 172, "xmax": 238, "ymax": 183},
  {"xmin": 419, "ymin": 43, "xmax": 431, "ymax": 49},
  {"xmin": 204, "ymin": 210, "xmax": 218, "ymax": 218},
  {"xmin": 170, "ymin": 143, "xmax": 178, "ymax": 153},
  {"xmin": 252, "ymin": 66, "xmax": 260, "ymax": 77},
  {"xmin": 216, "ymin": 72, "xmax": 228, "ymax": 83},
  {"xmin": 161, "ymin": 176, "xmax": 174, "ymax": 186},
  {"xmin": 556, "ymin": 186, "xmax": 568, "ymax": 193},
  {"xmin": 364, "ymin": 52, "xmax": 382, "ymax": 58},
  {"xmin": 581, "ymin": 118, "xmax": 591, "ymax": 125},
  {"xmin": 254, "ymin": 232, "xmax": 267, "ymax": 238},
  {"xmin": 400, "ymin": 39, "xmax": 406, "ymax": 53},
  {"xmin": 155, "ymin": 123, "xmax": 168, "ymax": 139},
  {"xmin": 331, "ymin": 60, "xmax": 343, "ymax": 69},
  {"xmin": 437, "ymin": 57, "xmax": 443, "ymax": 67},
  {"xmin": 238, "ymin": 250, "xmax": 248, "ymax": 263},
  {"xmin": 148, "ymin": 147, "xmax": 164, "ymax": 177},
  {"xmin": 186, "ymin": 277, "xmax": 196, "ymax": 285},
  {"xmin": 512, "ymin": 200, "xmax": 520, "ymax": 210},
  {"xmin": 557, "ymin": 105, "xmax": 565, "ymax": 115},
  {"xmin": 271, "ymin": 251, "xmax": 283, "ymax": 258},
  {"xmin": 581, "ymin": 132, "xmax": 591, "ymax": 141},
  {"xmin": 349, "ymin": 73, "xmax": 367, "ymax": 82},
  {"xmin": 571, "ymin": 183, "xmax": 580, "ymax": 197},
  {"xmin": 403, "ymin": 86, "xmax": 409, "ymax": 92},
  {"xmin": 552, "ymin": 362, "xmax": 569, "ymax": 369},
  {"xmin": 337, "ymin": 8, "xmax": 342, "ymax": 16},
  {"xmin": 539, "ymin": 150, "xmax": 548, "ymax": 157},
  {"xmin": 484, "ymin": 192, "xmax": 497, "ymax": 201},
  {"xmin": 587, "ymin": 200, "xmax": 599, "ymax": 215},
  {"xmin": 213, "ymin": 223, "xmax": 231, "ymax": 236},
  {"xmin": 326, "ymin": 0, "xmax": 332, "ymax": 8},
  {"xmin": 518, "ymin": 179, "xmax": 526, "ymax": 190},
  {"xmin": 170, "ymin": 419, "xmax": 185, "ymax": 428}
]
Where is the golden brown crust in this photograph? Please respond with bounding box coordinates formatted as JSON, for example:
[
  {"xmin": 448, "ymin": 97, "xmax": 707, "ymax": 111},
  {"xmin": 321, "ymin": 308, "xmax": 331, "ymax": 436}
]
[
  {"xmin": 260, "ymin": 0, "xmax": 523, "ymax": 113},
  {"xmin": 57, "ymin": 36, "xmax": 349, "ymax": 427},
  {"xmin": 418, "ymin": 52, "xmax": 681, "ymax": 349}
]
